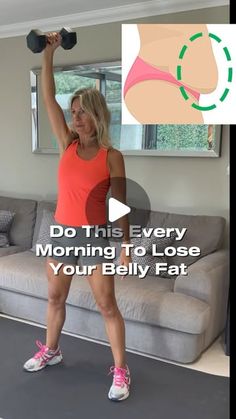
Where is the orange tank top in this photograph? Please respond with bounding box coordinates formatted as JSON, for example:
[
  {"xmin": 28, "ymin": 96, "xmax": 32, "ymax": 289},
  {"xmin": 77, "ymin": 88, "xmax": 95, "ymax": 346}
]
[{"xmin": 54, "ymin": 139, "xmax": 110, "ymax": 227}]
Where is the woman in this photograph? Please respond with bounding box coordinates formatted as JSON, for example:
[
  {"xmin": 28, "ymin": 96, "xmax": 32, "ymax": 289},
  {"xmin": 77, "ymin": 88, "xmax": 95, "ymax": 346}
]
[{"xmin": 23, "ymin": 32, "xmax": 132, "ymax": 402}]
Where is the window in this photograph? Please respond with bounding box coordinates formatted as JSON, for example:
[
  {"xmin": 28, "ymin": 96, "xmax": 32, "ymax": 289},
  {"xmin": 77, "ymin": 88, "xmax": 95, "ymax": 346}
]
[{"xmin": 30, "ymin": 62, "xmax": 221, "ymax": 157}]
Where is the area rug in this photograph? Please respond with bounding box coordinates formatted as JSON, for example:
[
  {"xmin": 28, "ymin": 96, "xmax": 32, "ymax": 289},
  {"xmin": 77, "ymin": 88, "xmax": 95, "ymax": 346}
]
[{"xmin": 0, "ymin": 316, "xmax": 229, "ymax": 419}]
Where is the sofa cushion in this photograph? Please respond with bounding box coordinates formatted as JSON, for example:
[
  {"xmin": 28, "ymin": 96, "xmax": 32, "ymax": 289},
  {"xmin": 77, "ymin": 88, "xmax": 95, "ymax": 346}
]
[
  {"xmin": 133, "ymin": 207, "xmax": 225, "ymax": 266},
  {"xmin": 32, "ymin": 200, "xmax": 57, "ymax": 249},
  {"xmin": 31, "ymin": 208, "xmax": 55, "ymax": 252},
  {"xmin": 0, "ymin": 251, "xmax": 209, "ymax": 334},
  {"xmin": 0, "ymin": 210, "xmax": 15, "ymax": 247},
  {"xmin": 162, "ymin": 212, "xmax": 226, "ymax": 266},
  {"xmin": 0, "ymin": 196, "xmax": 37, "ymax": 248}
]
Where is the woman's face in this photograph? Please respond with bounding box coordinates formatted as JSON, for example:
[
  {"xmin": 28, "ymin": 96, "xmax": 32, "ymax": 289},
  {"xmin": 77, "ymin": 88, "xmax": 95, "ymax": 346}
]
[{"xmin": 71, "ymin": 98, "xmax": 96, "ymax": 138}]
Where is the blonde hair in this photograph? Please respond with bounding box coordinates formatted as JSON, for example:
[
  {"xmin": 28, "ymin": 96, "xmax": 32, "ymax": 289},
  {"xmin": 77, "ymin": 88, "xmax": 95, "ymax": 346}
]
[{"xmin": 70, "ymin": 88, "xmax": 113, "ymax": 149}]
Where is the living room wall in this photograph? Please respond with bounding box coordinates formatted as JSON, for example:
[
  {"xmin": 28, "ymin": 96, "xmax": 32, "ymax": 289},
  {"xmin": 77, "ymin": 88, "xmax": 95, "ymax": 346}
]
[{"xmin": 0, "ymin": 7, "xmax": 229, "ymax": 226}]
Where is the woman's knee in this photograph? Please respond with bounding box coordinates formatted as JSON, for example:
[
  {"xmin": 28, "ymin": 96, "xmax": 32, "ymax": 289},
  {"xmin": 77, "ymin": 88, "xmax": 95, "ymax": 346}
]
[
  {"xmin": 46, "ymin": 258, "xmax": 73, "ymax": 307},
  {"xmin": 97, "ymin": 296, "xmax": 118, "ymax": 317},
  {"xmin": 48, "ymin": 293, "xmax": 66, "ymax": 308}
]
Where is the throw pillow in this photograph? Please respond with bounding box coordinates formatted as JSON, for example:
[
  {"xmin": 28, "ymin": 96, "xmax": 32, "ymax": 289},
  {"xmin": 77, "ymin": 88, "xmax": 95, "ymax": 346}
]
[
  {"xmin": 0, "ymin": 233, "xmax": 9, "ymax": 247},
  {"xmin": 134, "ymin": 232, "xmax": 178, "ymax": 278},
  {"xmin": 31, "ymin": 209, "xmax": 55, "ymax": 252},
  {"xmin": 0, "ymin": 210, "xmax": 15, "ymax": 247},
  {"xmin": 140, "ymin": 231, "xmax": 178, "ymax": 254},
  {"xmin": 115, "ymin": 232, "xmax": 177, "ymax": 279}
]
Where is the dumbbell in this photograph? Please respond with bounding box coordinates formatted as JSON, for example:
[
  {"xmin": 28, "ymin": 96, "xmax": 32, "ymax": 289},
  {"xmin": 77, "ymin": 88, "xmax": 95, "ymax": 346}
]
[{"xmin": 26, "ymin": 27, "xmax": 77, "ymax": 53}]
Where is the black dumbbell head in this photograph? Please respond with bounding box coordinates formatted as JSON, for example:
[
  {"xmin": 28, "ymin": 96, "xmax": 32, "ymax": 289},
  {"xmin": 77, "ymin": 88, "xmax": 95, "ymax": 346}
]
[
  {"xmin": 60, "ymin": 27, "xmax": 77, "ymax": 50},
  {"xmin": 26, "ymin": 29, "xmax": 47, "ymax": 53}
]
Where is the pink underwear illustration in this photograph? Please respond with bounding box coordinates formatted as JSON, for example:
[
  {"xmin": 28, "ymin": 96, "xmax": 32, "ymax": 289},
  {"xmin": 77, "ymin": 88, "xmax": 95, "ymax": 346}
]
[{"xmin": 124, "ymin": 56, "xmax": 200, "ymax": 101}]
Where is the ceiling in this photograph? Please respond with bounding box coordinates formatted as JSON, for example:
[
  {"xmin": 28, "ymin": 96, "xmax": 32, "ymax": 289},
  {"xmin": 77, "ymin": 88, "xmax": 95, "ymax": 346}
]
[
  {"xmin": 0, "ymin": 0, "xmax": 228, "ymax": 38},
  {"xmin": 1, "ymin": 0, "xmax": 142, "ymax": 25}
]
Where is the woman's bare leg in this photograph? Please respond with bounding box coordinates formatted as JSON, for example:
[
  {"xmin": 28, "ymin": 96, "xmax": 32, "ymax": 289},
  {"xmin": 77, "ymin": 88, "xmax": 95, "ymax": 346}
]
[
  {"xmin": 87, "ymin": 265, "xmax": 126, "ymax": 368},
  {"xmin": 45, "ymin": 257, "xmax": 74, "ymax": 349}
]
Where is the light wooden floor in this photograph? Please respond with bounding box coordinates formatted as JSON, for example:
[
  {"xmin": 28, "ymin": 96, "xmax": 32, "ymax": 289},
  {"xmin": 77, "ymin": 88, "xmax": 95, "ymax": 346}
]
[{"xmin": 157, "ymin": 334, "xmax": 229, "ymax": 377}]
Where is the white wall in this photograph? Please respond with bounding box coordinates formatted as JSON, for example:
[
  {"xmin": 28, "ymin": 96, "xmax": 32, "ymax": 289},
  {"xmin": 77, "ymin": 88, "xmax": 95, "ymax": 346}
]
[
  {"xmin": 0, "ymin": 7, "xmax": 229, "ymax": 235},
  {"xmin": 126, "ymin": 127, "xmax": 229, "ymax": 216}
]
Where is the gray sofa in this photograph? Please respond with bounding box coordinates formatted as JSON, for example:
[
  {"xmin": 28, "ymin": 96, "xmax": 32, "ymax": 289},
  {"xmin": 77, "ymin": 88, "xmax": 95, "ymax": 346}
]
[{"xmin": 0, "ymin": 195, "xmax": 229, "ymax": 363}]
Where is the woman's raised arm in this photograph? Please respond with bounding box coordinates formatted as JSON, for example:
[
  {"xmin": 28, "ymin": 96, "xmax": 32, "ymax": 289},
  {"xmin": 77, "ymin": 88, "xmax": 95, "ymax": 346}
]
[{"xmin": 41, "ymin": 32, "xmax": 73, "ymax": 156}]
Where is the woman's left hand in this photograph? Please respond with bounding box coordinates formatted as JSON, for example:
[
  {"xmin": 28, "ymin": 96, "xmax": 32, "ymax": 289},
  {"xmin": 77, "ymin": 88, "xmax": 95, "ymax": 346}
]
[{"xmin": 119, "ymin": 247, "xmax": 132, "ymax": 281}]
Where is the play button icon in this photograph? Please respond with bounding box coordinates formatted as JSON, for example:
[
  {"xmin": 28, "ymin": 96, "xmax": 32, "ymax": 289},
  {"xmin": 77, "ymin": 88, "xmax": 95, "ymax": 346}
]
[
  {"xmin": 108, "ymin": 197, "xmax": 131, "ymax": 222},
  {"xmin": 86, "ymin": 176, "xmax": 151, "ymax": 242}
]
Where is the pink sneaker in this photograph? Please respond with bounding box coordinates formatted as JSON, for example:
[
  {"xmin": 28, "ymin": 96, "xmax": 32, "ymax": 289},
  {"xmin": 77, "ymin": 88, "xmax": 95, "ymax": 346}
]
[
  {"xmin": 23, "ymin": 340, "xmax": 63, "ymax": 372},
  {"xmin": 108, "ymin": 364, "xmax": 131, "ymax": 401}
]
